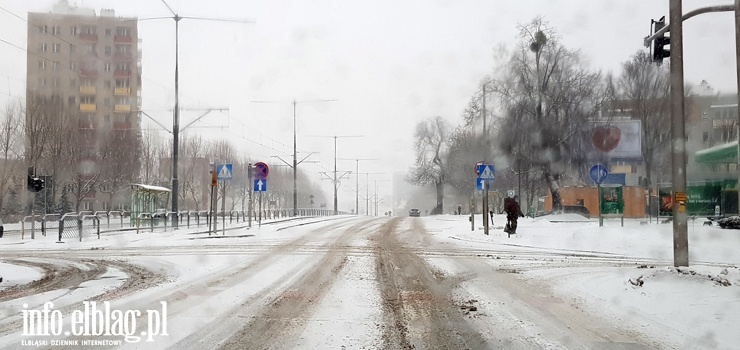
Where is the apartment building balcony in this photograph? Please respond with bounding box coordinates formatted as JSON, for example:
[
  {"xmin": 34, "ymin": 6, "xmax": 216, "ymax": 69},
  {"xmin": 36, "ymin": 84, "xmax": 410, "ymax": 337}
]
[
  {"xmin": 113, "ymin": 70, "xmax": 131, "ymax": 77},
  {"xmin": 79, "ymin": 86, "xmax": 96, "ymax": 95},
  {"xmin": 80, "ymin": 104, "xmax": 97, "ymax": 112},
  {"xmin": 79, "ymin": 69, "xmax": 97, "ymax": 77},
  {"xmin": 114, "ymin": 104, "xmax": 131, "ymax": 113},
  {"xmin": 113, "ymin": 35, "xmax": 133, "ymax": 43},
  {"xmin": 114, "ymin": 87, "xmax": 130, "ymax": 96},
  {"xmin": 78, "ymin": 120, "xmax": 96, "ymax": 129},
  {"xmin": 79, "ymin": 33, "xmax": 98, "ymax": 41},
  {"xmin": 113, "ymin": 121, "xmax": 133, "ymax": 130},
  {"xmin": 113, "ymin": 52, "xmax": 133, "ymax": 61}
]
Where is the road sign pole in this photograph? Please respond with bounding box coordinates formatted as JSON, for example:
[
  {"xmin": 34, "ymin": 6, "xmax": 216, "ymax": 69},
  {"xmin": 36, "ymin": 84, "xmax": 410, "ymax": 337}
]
[
  {"xmin": 483, "ymin": 183, "xmax": 489, "ymax": 235},
  {"xmin": 598, "ymin": 183, "xmax": 603, "ymax": 227},
  {"xmin": 221, "ymin": 180, "xmax": 226, "ymax": 236},
  {"xmin": 258, "ymin": 191, "xmax": 262, "ymax": 227},
  {"xmin": 248, "ymin": 164, "xmax": 253, "ymax": 228}
]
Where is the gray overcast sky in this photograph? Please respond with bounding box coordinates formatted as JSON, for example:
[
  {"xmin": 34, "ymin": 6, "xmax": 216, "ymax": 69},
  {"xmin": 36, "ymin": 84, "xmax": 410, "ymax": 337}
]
[{"xmin": 0, "ymin": 0, "xmax": 736, "ymax": 211}]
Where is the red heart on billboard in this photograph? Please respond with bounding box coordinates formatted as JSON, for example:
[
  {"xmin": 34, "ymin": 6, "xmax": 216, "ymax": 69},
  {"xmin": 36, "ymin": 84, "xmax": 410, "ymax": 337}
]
[{"xmin": 592, "ymin": 126, "xmax": 621, "ymax": 153}]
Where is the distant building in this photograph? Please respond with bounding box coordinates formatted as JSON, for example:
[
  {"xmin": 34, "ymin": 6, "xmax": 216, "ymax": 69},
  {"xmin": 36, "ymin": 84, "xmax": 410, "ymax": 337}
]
[{"xmin": 26, "ymin": 0, "xmax": 142, "ymax": 212}]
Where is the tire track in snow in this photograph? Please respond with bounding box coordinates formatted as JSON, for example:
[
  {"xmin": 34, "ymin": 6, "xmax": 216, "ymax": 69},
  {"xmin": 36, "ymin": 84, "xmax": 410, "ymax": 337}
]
[
  {"xmin": 375, "ymin": 218, "xmax": 489, "ymax": 349},
  {"xmin": 214, "ymin": 218, "xmax": 384, "ymax": 350}
]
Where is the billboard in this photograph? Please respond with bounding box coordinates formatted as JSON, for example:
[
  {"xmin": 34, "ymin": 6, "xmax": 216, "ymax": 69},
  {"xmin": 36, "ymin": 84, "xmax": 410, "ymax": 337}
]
[{"xmin": 591, "ymin": 120, "xmax": 642, "ymax": 159}]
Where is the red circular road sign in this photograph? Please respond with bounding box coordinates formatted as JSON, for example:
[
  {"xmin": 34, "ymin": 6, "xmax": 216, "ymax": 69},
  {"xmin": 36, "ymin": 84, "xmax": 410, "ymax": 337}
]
[
  {"xmin": 474, "ymin": 161, "xmax": 485, "ymax": 175},
  {"xmin": 254, "ymin": 162, "xmax": 269, "ymax": 179}
]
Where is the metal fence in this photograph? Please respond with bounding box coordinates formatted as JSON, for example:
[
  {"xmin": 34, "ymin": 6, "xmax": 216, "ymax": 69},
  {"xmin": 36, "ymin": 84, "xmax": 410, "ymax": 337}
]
[
  {"xmin": 17, "ymin": 208, "xmax": 341, "ymax": 240},
  {"xmin": 57, "ymin": 213, "xmax": 100, "ymax": 242}
]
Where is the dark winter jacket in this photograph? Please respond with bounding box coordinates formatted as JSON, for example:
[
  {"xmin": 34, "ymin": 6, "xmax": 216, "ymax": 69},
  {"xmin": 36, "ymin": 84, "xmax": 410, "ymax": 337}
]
[{"xmin": 504, "ymin": 198, "xmax": 523, "ymax": 219}]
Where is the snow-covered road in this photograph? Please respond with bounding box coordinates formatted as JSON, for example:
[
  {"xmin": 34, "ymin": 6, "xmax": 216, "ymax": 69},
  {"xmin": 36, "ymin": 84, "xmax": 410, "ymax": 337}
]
[{"xmin": 0, "ymin": 215, "xmax": 738, "ymax": 349}]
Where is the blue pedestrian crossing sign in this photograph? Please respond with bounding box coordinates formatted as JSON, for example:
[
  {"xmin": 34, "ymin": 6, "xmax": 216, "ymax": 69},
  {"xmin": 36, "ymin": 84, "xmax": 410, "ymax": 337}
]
[
  {"xmin": 254, "ymin": 179, "xmax": 267, "ymax": 192},
  {"xmin": 217, "ymin": 163, "xmax": 233, "ymax": 180},
  {"xmin": 477, "ymin": 164, "xmax": 495, "ymax": 180}
]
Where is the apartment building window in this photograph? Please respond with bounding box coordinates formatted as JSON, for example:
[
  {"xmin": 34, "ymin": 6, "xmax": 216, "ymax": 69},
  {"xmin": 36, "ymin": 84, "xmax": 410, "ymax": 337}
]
[
  {"xmin": 38, "ymin": 25, "xmax": 47, "ymax": 34},
  {"xmin": 87, "ymin": 44, "xmax": 96, "ymax": 54},
  {"xmin": 39, "ymin": 43, "xmax": 48, "ymax": 52},
  {"xmin": 104, "ymin": 63, "xmax": 111, "ymax": 72},
  {"xmin": 38, "ymin": 61, "xmax": 46, "ymax": 69},
  {"xmin": 116, "ymin": 96, "xmax": 129, "ymax": 105},
  {"xmin": 53, "ymin": 43, "xmax": 61, "ymax": 53},
  {"xmin": 105, "ymin": 28, "xmax": 112, "ymax": 36},
  {"xmin": 81, "ymin": 26, "xmax": 96, "ymax": 35},
  {"xmin": 69, "ymin": 62, "xmax": 77, "ymax": 70},
  {"xmin": 38, "ymin": 78, "xmax": 46, "ymax": 86},
  {"xmin": 68, "ymin": 96, "xmax": 76, "ymax": 106},
  {"xmin": 115, "ymin": 45, "xmax": 129, "ymax": 54},
  {"xmin": 81, "ymin": 79, "xmax": 94, "ymax": 86},
  {"xmin": 82, "ymin": 201, "xmax": 91, "ymax": 211},
  {"xmin": 116, "ymin": 27, "xmax": 131, "ymax": 36},
  {"xmin": 70, "ymin": 27, "xmax": 77, "ymax": 35},
  {"xmin": 115, "ymin": 79, "xmax": 130, "ymax": 88},
  {"xmin": 104, "ymin": 46, "xmax": 111, "ymax": 55},
  {"xmin": 81, "ymin": 96, "xmax": 95, "ymax": 104},
  {"xmin": 52, "ymin": 78, "xmax": 60, "ymax": 87},
  {"xmin": 69, "ymin": 44, "xmax": 75, "ymax": 53},
  {"xmin": 116, "ymin": 63, "xmax": 130, "ymax": 71},
  {"xmin": 52, "ymin": 61, "xmax": 59, "ymax": 70},
  {"xmin": 102, "ymin": 202, "xmax": 109, "ymax": 210},
  {"xmin": 52, "ymin": 26, "xmax": 61, "ymax": 35}
]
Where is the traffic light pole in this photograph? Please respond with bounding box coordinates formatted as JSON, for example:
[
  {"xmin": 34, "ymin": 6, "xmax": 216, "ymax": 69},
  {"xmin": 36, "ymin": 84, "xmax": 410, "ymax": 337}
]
[{"xmin": 644, "ymin": 1, "xmax": 737, "ymax": 268}]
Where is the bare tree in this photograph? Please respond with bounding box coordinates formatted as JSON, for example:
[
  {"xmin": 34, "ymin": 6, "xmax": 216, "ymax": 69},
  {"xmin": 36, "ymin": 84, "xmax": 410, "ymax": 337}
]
[
  {"xmin": 493, "ymin": 18, "xmax": 606, "ymax": 211},
  {"xmin": 407, "ymin": 116, "xmax": 452, "ymax": 214},
  {"xmin": 99, "ymin": 128, "xmax": 142, "ymax": 209},
  {"xmin": 615, "ymin": 50, "xmax": 671, "ymax": 189},
  {"xmin": 0, "ymin": 102, "xmax": 23, "ymax": 215}
]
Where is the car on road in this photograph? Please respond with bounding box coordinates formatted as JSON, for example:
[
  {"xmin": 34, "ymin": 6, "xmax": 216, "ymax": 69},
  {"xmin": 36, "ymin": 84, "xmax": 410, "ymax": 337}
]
[
  {"xmin": 0, "ymin": 217, "xmax": 3, "ymax": 238},
  {"xmin": 409, "ymin": 208, "xmax": 420, "ymax": 217}
]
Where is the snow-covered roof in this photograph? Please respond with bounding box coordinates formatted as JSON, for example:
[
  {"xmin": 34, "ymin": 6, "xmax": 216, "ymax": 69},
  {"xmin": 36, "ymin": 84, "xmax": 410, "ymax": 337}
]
[{"xmin": 695, "ymin": 141, "xmax": 738, "ymax": 164}]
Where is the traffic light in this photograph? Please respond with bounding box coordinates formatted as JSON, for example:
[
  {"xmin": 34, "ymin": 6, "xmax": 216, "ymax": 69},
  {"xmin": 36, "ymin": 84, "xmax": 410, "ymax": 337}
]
[
  {"xmin": 652, "ymin": 17, "xmax": 670, "ymax": 63},
  {"xmin": 32, "ymin": 178, "xmax": 45, "ymax": 192}
]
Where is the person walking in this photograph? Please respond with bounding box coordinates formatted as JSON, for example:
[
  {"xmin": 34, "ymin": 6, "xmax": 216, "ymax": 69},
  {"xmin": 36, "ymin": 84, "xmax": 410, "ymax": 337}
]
[{"xmin": 504, "ymin": 195, "xmax": 523, "ymax": 235}]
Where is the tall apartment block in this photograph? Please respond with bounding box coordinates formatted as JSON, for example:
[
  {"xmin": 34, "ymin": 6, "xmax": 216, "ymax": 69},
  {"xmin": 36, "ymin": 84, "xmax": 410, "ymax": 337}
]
[
  {"xmin": 26, "ymin": 0, "xmax": 142, "ymax": 212},
  {"xmin": 27, "ymin": 0, "xmax": 141, "ymax": 132}
]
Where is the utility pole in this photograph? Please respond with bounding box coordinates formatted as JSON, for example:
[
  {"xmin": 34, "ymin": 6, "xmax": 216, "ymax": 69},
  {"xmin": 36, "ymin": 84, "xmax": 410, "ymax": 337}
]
[
  {"xmin": 643, "ymin": 2, "xmax": 738, "ymax": 267},
  {"xmin": 338, "ymin": 158, "xmax": 379, "ymax": 215},
  {"xmin": 252, "ymin": 99, "xmax": 337, "ymax": 216},
  {"xmin": 668, "ymin": 0, "xmax": 688, "ymax": 267},
  {"xmin": 481, "ymin": 83, "xmax": 489, "ymax": 234},
  {"xmin": 311, "ymin": 135, "xmax": 363, "ymax": 215},
  {"xmin": 139, "ymin": 2, "xmax": 252, "ymax": 227},
  {"xmin": 357, "ymin": 172, "xmax": 383, "ymax": 215}
]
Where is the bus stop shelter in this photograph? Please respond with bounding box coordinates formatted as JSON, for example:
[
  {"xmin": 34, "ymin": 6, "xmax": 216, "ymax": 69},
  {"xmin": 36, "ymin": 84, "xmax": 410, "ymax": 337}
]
[
  {"xmin": 695, "ymin": 140, "xmax": 738, "ymax": 165},
  {"xmin": 130, "ymin": 184, "xmax": 171, "ymax": 227}
]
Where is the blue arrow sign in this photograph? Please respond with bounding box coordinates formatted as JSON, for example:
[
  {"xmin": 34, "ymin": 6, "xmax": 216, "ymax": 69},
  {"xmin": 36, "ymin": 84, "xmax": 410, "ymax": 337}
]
[
  {"xmin": 589, "ymin": 164, "xmax": 608, "ymax": 185},
  {"xmin": 254, "ymin": 179, "xmax": 267, "ymax": 192},
  {"xmin": 217, "ymin": 163, "xmax": 233, "ymax": 180},
  {"xmin": 477, "ymin": 164, "xmax": 495, "ymax": 180}
]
